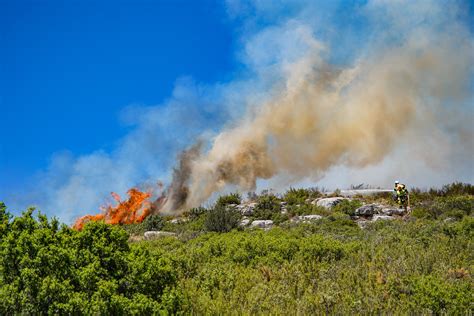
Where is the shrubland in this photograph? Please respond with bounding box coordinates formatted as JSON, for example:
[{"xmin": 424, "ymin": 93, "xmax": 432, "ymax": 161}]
[{"xmin": 1, "ymin": 182, "xmax": 472, "ymax": 314}]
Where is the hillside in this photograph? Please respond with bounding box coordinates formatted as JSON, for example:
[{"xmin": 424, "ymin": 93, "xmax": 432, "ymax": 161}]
[{"xmin": 1, "ymin": 183, "xmax": 473, "ymax": 314}]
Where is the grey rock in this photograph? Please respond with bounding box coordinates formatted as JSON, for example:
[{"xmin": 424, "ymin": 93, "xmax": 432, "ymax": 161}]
[
  {"xmin": 144, "ymin": 231, "xmax": 177, "ymax": 240},
  {"xmin": 250, "ymin": 220, "xmax": 273, "ymax": 229},
  {"xmin": 316, "ymin": 197, "xmax": 348, "ymax": 209},
  {"xmin": 239, "ymin": 218, "xmax": 251, "ymax": 227},
  {"xmin": 240, "ymin": 203, "xmax": 258, "ymax": 216},
  {"xmin": 292, "ymin": 214, "xmax": 323, "ymax": 223},
  {"xmin": 372, "ymin": 215, "xmax": 395, "ymax": 222},
  {"xmin": 381, "ymin": 207, "xmax": 405, "ymax": 216},
  {"xmin": 355, "ymin": 204, "xmax": 382, "ymax": 216},
  {"xmin": 444, "ymin": 217, "xmax": 457, "ymax": 223}
]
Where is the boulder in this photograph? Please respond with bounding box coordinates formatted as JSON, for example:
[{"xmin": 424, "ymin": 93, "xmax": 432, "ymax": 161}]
[
  {"xmin": 239, "ymin": 218, "xmax": 251, "ymax": 227},
  {"xmin": 316, "ymin": 197, "xmax": 348, "ymax": 209},
  {"xmin": 372, "ymin": 215, "xmax": 395, "ymax": 222},
  {"xmin": 144, "ymin": 231, "xmax": 177, "ymax": 240},
  {"xmin": 355, "ymin": 204, "xmax": 382, "ymax": 216},
  {"xmin": 292, "ymin": 214, "xmax": 323, "ymax": 223},
  {"xmin": 250, "ymin": 220, "xmax": 273, "ymax": 229},
  {"xmin": 170, "ymin": 217, "xmax": 188, "ymax": 224},
  {"xmin": 239, "ymin": 203, "xmax": 258, "ymax": 216},
  {"xmin": 380, "ymin": 207, "xmax": 405, "ymax": 216}
]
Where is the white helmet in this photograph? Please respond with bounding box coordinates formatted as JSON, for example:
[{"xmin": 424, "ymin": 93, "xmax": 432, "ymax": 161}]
[{"xmin": 394, "ymin": 180, "xmax": 399, "ymax": 184}]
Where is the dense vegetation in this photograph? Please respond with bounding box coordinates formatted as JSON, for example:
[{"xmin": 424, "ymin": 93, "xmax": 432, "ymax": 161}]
[{"xmin": 1, "ymin": 183, "xmax": 473, "ymax": 314}]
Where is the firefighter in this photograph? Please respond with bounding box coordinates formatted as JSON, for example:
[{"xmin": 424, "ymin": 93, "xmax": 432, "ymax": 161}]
[{"xmin": 393, "ymin": 180, "xmax": 410, "ymax": 212}]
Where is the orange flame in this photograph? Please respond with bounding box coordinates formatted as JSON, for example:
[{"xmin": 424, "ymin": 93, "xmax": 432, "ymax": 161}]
[{"xmin": 73, "ymin": 188, "xmax": 152, "ymax": 230}]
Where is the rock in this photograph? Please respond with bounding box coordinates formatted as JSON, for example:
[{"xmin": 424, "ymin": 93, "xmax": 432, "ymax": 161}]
[
  {"xmin": 292, "ymin": 214, "xmax": 323, "ymax": 223},
  {"xmin": 444, "ymin": 217, "xmax": 457, "ymax": 223},
  {"xmin": 250, "ymin": 220, "xmax": 273, "ymax": 229},
  {"xmin": 380, "ymin": 207, "xmax": 405, "ymax": 216},
  {"xmin": 316, "ymin": 197, "xmax": 348, "ymax": 209},
  {"xmin": 355, "ymin": 204, "xmax": 382, "ymax": 216},
  {"xmin": 144, "ymin": 231, "xmax": 177, "ymax": 240},
  {"xmin": 239, "ymin": 203, "xmax": 258, "ymax": 216},
  {"xmin": 239, "ymin": 218, "xmax": 251, "ymax": 227},
  {"xmin": 281, "ymin": 208, "xmax": 288, "ymax": 215},
  {"xmin": 170, "ymin": 217, "xmax": 189, "ymax": 224},
  {"xmin": 372, "ymin": 215, "xmax": 395, "ymax": 222},
  {"xmin": 280, "ymin": 201, "xmax": 288, "ymax": 206}
]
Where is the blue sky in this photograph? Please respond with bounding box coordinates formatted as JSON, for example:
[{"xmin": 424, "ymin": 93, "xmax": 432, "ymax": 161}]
[
  {"xmin": 1, "ymin": 0, "xmax": 473, "ymax": 222},
  {"xmin": 1, "ymin": 0, "xmax": 234, "ymax": 189}
]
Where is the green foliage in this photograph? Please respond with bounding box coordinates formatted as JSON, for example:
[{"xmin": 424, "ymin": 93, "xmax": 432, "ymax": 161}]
[
  {"xmin": 0, "ymin": 208, "xmax": 180, "ymax": 314},
  {"xmin": 331, "ymin": 199, "xmax": 363, "ymax": 216},
  {"xmin": 253, "ymin": 194, "xmax": 281, "ymax": 220},
  {"xmin": 142, "ymin": 214, "xmax": 164, "ymax": 231},
  {"xmin": 204, "ymin": 204, "xmax": 240, "ymax": 233},
  {"xmin": 283, "ymin": 187, "xmax": 321, "ymax": 205},
  {"xmin": 187, "ymin": 206, "xmax": 208, "ymax": 220},
  {"xmin": 138, "ymin": 217, "xmax": 472, "ymax": 314},
  {"xmin": 411, "ymin": 195, "xmax": 473, "ymax": 220},
  {"xmin": 216, "ymin": 193, "xmax": 241, "ymax": 207},
  {"xmin": 1, "ymin": 183, "xmax": 473, "ymax": 314}
]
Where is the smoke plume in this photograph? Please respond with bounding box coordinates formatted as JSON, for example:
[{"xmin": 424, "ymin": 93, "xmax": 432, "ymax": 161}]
[{"xmin": 161, "ymin": 1, "xmax": 474, "ymax": 211}]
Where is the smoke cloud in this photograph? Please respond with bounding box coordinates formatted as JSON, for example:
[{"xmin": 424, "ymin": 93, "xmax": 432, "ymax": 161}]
[{"xmin": 162, "ymin": 0, "xmax": 474, "ymax": 211}]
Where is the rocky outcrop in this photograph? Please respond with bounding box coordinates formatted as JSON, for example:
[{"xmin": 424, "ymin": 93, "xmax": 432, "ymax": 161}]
[
  {"xmin": 237, "ymin": 203, "xmax": 258, "ymax": 216},
  {"xmin": 380, "ymin": 207, "xmax": 405, "ymax": 216},
  {"xmin": 239, "ymin": 218, "xmax": 251, "ymax": 227},
  {"xmin": 144, "ymin": 231, "xmax": 177, "ymax": 240},
  {"xmin": 291, "ymin": 214, "xmax": 323, "ymax": 223},
  {"xmin": 372, "ymin": 215, "xmax": 395, "ymax": 222},
  {"xmin": 315, "ymin": 197, "xmax": 348, "ymax": 209},
  {"xmin": 250, "ymin": 220, "xmax": 273, "ymax": 229},
  {"xmin": 355, "ymin": 204, "xmax": 382, "ymax": 216}
]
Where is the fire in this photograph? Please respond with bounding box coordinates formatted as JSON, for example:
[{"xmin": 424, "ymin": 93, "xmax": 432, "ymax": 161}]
[{"xmin": 73, "ymin": 188, "xmax": 152, "ymax": 230}]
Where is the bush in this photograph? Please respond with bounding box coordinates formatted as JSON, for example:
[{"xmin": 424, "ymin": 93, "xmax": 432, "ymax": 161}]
[
  {"xmin": 332, "ymin": 199, "xmax": 362, "ymax": 216},
  {"xmin": 0, "ymin": 207, "xmax": 180, "ymax": 315},
  {"xmin": 253, "ymin": 194, "xmax": 281, "ymax": 220},
  {"xmin": 215, "ymin": 193, "xmax": 241, "ymax": 207},
  {"xmin": 205, "ymin": 204, "xmax": 240, "ymax": 233},
  {"xmin": 187, "ymin": 207, "xmax": 208, "ymax": 220},
  {"xmin": 143, "ymin": 214, "xmax": 164, "ymax": 231},
  {"xmin": 283, "ymin": 187, "xmax": 321, "ymax": 205}
]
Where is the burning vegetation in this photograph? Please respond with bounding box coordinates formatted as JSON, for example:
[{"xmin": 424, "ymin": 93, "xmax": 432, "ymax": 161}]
[{"xmin": 73, "ymin": 188, "xmax": 153, "ymax": 230}]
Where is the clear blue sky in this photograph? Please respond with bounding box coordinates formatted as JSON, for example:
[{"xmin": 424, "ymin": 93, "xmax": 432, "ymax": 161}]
[{"xmin": 1, "ymin": 0, "xmax": 234, "ymax": 191}]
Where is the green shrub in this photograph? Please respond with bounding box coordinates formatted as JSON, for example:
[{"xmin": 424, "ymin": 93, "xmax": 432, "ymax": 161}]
[
  {"xmin": 187, "ymin": 207, "xmax": 208, "ymax": 220},
  {"xmin": 0, "ymin": 207, "xmax": 179, "ymax": 315},
  {"xmin": 215, "ymin": 193, "xmax": 241, "ymax": 207},
  {"xmin": 253, "ymin": 194, "xmax": 281, "ymax": 220},
  {"xmin": 332, "ymin": 199, "xmax": 362, "ymax": 216},
  {"xmin": 205, "ymin": 204, "xmax": 240, "ymax": 233},
  {"xmin": 143, "ymin": 214, "xmax": 164, "ymax": 231},
  {"xmin": 283, "ymin": 187, "xmax": 321, "ymax": 205}
]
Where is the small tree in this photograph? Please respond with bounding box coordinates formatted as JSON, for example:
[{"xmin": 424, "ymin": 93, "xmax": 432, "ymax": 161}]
[
  {"xmin": 143, "ymin": 214, "xmax": 164, "ymax": 231},
  {"xmin": 215, "ymin": 193, "xmax": 241, "ymax": 207},
  {"xmin": 204, "ymin": 204, "xmax": 240, "ymax": 233}
]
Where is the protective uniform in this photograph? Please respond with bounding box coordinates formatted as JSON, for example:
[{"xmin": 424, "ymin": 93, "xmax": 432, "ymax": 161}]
[{"xmin": 394, "ymin": 182, "xmax": 409, "ymax": 210}]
